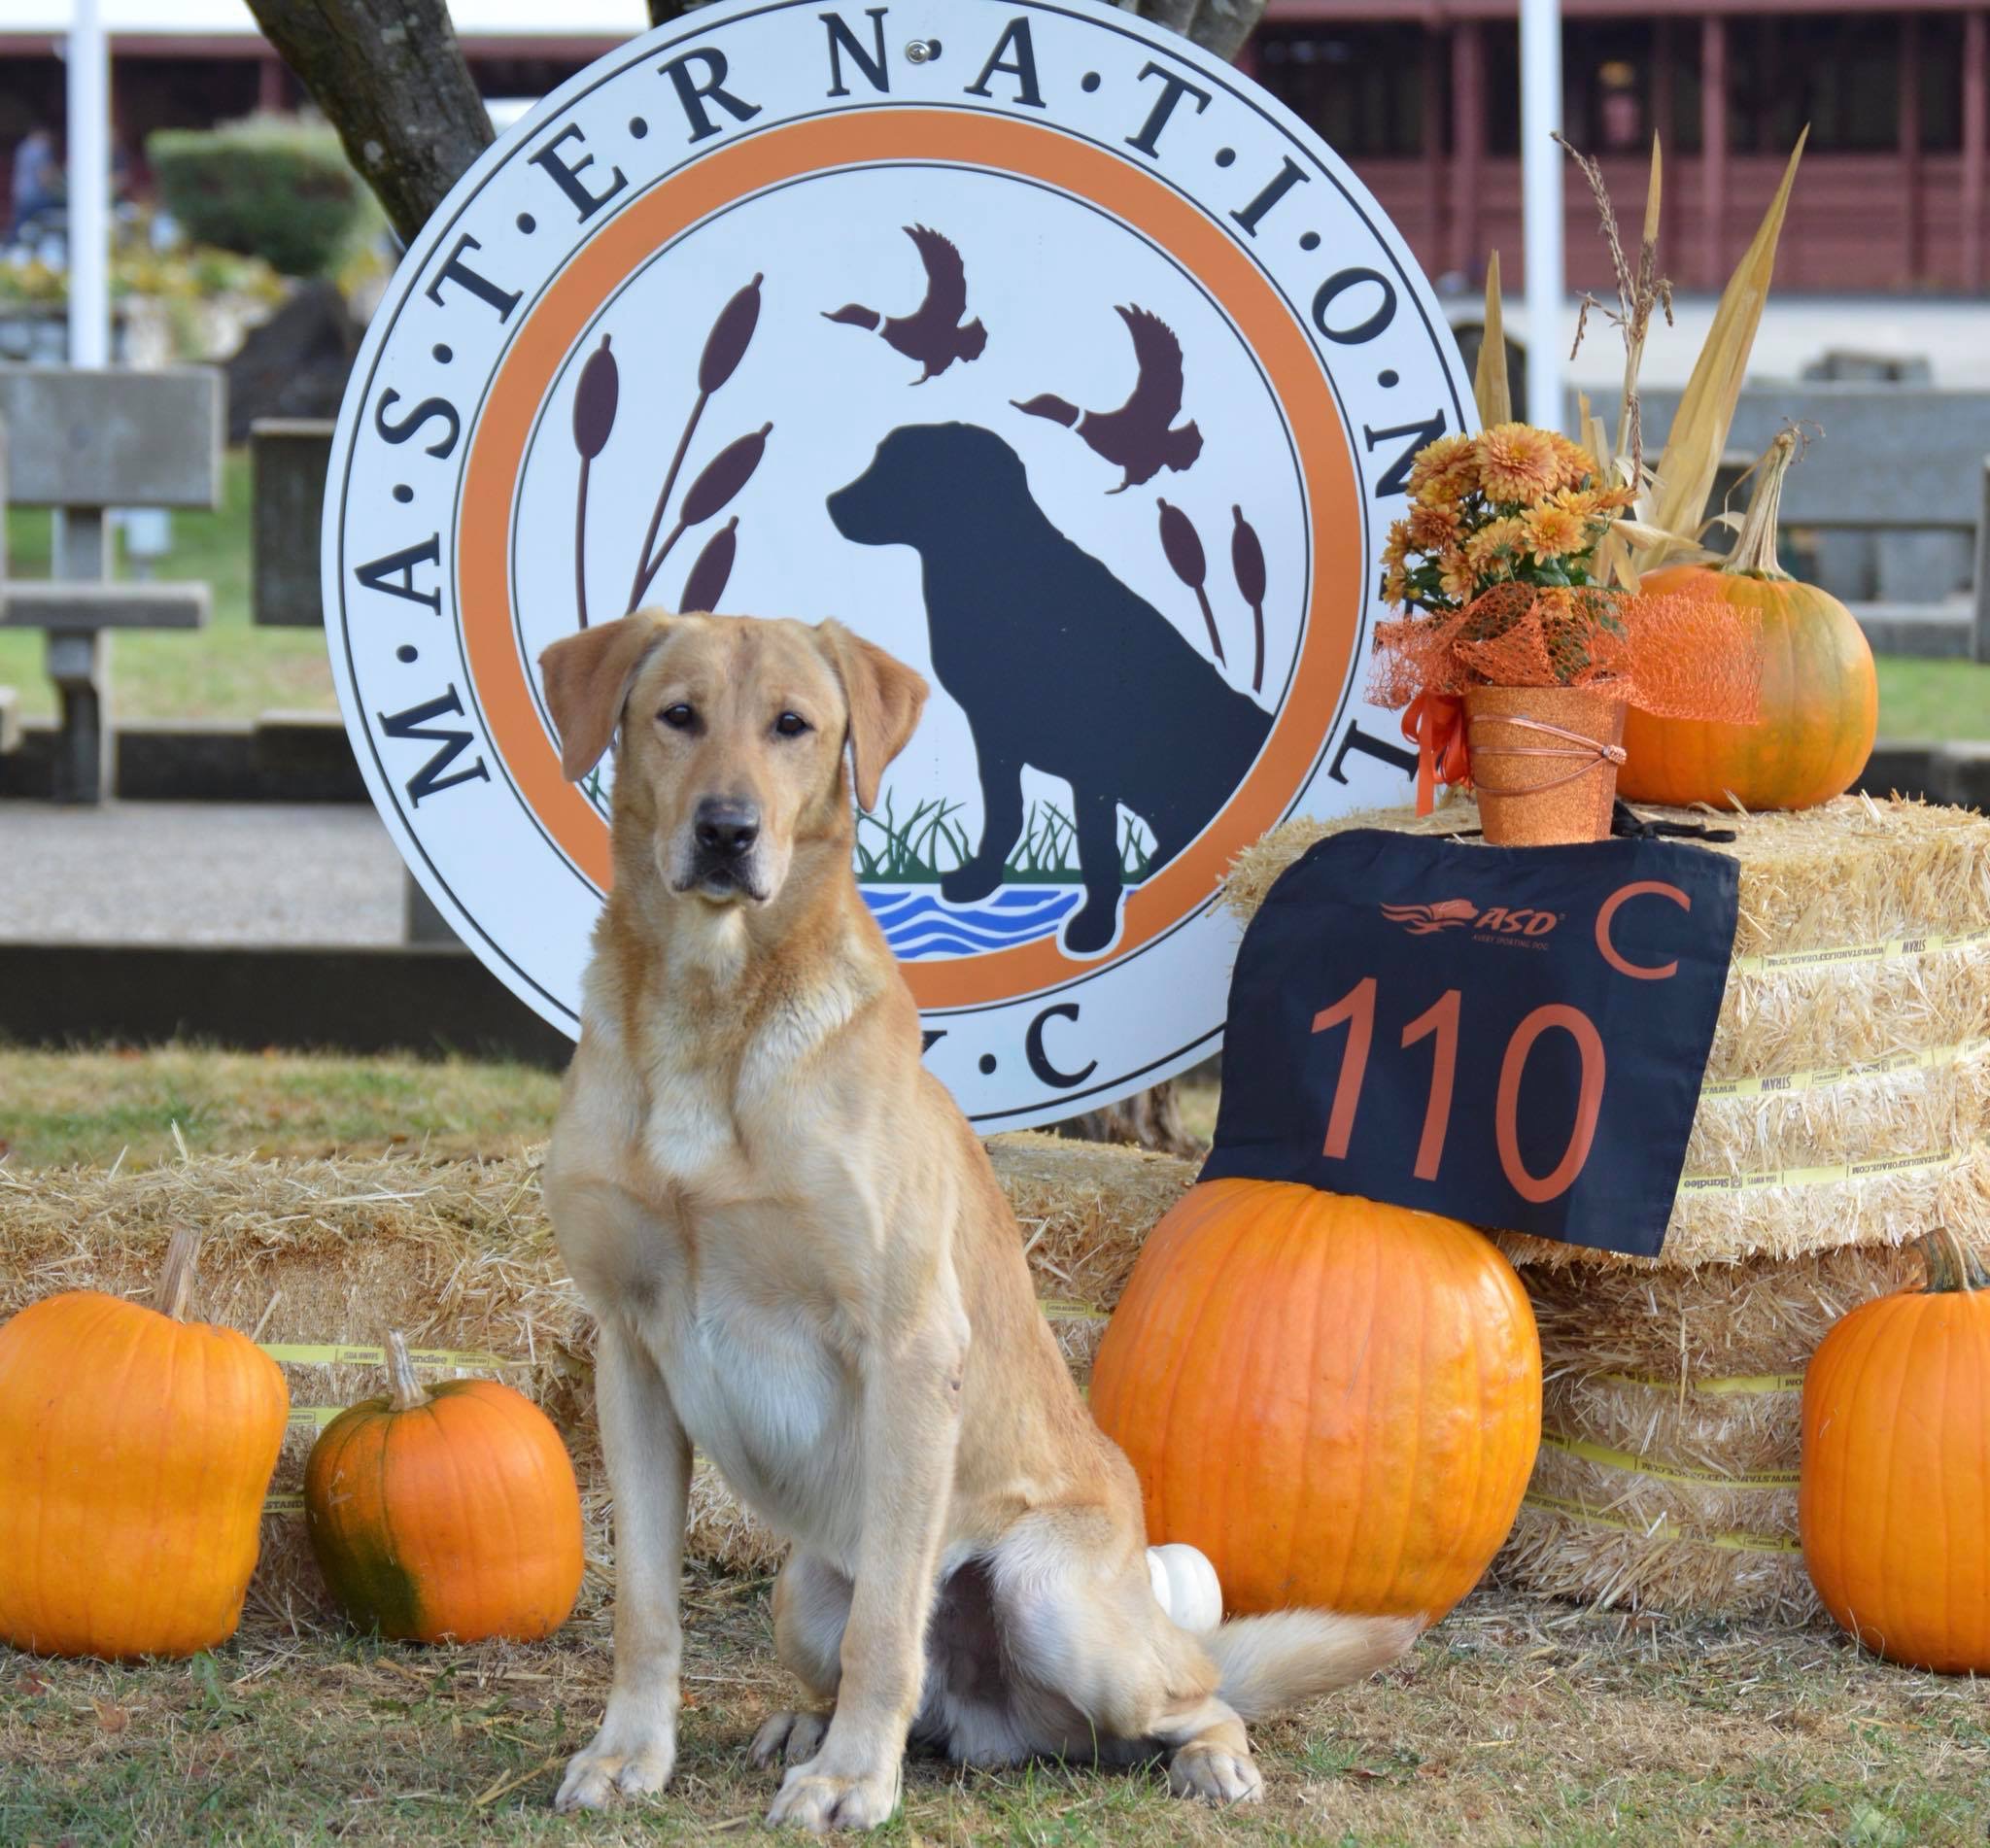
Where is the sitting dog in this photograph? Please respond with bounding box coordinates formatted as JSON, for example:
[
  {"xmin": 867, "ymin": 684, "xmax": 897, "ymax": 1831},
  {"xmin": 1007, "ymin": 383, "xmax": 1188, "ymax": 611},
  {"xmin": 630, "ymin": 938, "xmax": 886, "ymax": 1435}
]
[
  {"xmin": 538, "ymin": 610, "xmax": 1417, "ymax": 1832},
  {"xmin": 827, "ymin": 423, "xmax": 1272, "ymax": 954}
]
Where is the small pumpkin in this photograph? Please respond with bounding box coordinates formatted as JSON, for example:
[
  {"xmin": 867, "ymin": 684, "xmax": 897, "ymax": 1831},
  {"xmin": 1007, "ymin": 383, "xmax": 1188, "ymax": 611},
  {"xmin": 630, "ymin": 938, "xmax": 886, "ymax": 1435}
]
[
  {"xmin": 1092, "ymin": 1180, "xmax": 1541, "ymax": 1622},
  {"xmin": 1620, "ymin": 429, "xmax": 1877, "ymax": 810},
  {"xmin": 305, "ymin": 1332, "xmax": 585, "ymax": 1643},
  {"xmin": 0, "ymin": 1229, "xmax": 289, "ymax": 1659},
  {"xmin": 1800, "ymin": 1226, "xmax": 1990, "ymax": 1673}
]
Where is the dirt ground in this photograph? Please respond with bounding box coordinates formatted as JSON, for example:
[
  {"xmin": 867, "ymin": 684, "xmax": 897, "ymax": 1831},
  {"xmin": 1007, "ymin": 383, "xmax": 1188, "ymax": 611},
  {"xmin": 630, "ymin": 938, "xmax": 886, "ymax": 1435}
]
[{"xmin": 5, "ymin": 1574, "xmax": 1985, "ymax": 1848}]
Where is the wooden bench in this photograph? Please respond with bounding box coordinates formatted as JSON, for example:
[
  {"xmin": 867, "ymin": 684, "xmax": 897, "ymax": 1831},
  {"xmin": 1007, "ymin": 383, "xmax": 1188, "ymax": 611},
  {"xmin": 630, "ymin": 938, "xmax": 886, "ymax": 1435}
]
[
  {"xmin": 1631, "ymin": 382, "xmax": 1990, "ymax": 662},
  {"xmin": 0, "ymin": 366, "xmax": 222, "ymax": 801}
]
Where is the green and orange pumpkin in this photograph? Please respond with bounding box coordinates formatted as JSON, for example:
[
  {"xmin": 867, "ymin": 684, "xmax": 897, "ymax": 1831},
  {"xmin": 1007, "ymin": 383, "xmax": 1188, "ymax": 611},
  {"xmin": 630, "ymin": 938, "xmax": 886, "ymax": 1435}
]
[{"xmin": 304, "ymin": 1332, "xmax": 585, "ymax": 1644}]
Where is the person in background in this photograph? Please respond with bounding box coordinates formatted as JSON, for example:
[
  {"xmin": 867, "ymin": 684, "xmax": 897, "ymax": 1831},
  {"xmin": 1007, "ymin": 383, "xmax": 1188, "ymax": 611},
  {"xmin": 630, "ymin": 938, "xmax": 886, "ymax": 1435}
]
[{"xmin": 9, "ymin": 125, "xmax": 62, "ymax": 241}]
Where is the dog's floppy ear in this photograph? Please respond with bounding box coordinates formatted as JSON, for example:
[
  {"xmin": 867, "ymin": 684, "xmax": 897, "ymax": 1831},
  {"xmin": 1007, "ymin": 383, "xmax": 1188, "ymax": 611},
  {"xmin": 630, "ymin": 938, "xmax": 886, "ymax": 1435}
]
[
  {"xmin": 817, "ymin": 620, "xmax": 928, "ymax": 813},
  {"xmin": 537, "ymin": 614, "xmax": 667, "ymax": 781}
]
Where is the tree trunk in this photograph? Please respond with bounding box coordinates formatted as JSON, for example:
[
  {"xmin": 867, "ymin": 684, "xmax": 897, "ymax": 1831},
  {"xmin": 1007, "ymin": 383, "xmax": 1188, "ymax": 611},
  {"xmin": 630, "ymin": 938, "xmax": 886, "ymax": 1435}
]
[
  {"xmin": 246, "ymin": 0, "xmax": 494, "ymax": 246},
  {"xmin": 259, "ymin": 0, "xmax": 1267, "ymax": 1154}
]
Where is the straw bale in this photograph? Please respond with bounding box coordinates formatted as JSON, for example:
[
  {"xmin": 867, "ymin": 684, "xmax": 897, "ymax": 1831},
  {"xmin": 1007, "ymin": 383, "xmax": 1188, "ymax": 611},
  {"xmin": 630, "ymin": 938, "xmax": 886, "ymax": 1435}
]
[
  {"xmin": 0, "ymin": 1134, "xmax": 1184, "ymax": 1624},
  {"xmin": 1541, "ymin": 1371, "xmax": 1801, "ymax": 1481},
  {"xmin": 1685, "ymin": 1043, "xmax": 1989, "ymax": 1176},
  {"xmin": 1520, "ymin": 1241, "xmax": 1924, "ymax": 1380},
  {"xmin": 1224, "ymin": 794, "xmax": 1990, "ymax": 957},
  {"xmin": 1527, "ymin": 1431, "xmax": 1797, "ymax": 1554},
  {"xmin": 1497, "ymin": 1499, "xmax": 1817, "ymax": 1625}
]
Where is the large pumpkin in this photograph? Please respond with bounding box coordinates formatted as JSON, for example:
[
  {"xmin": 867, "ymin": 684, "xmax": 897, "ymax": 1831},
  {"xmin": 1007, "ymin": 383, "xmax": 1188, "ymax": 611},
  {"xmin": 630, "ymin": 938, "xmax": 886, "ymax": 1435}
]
[
  {"xmin": 1620, "ymin": 430, "xmax": 1876, "ymax": 810},
  {"xmin": 1092, "ymin": 1180, "xmax": 1541, "ymax": 1621},
  {"xmin": 305, "ymin": 1332, "xmax": 585, "ymax": 1643},
  {"xmin": 1800, "ymin": 1226, "xmax": 1990, "ymax": 1673},
  {"xmin": 0, "ymin": 1229, "xmax": 289, "ymax": 1659}
]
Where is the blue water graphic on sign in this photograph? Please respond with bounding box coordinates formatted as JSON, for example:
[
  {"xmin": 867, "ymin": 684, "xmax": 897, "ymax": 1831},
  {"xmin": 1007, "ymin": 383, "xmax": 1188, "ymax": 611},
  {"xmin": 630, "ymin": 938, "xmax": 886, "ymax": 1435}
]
[{"xmin": 862, "ymin": 886, "xmax": 1080, "ymax": 959}]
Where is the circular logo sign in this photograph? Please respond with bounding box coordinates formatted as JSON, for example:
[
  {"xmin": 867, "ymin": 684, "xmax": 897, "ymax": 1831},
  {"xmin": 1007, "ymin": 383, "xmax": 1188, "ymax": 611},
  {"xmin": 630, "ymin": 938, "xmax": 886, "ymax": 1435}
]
[{"xmin": 326, "ymin": 0, "xmax": 1471, "ymax": 1129}]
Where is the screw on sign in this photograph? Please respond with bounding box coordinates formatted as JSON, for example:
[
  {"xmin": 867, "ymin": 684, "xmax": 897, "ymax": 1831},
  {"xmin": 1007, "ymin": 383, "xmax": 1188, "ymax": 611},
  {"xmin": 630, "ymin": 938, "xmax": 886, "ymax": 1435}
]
[{"xmin": 324, "ymin": 0, "xmax": 1474, "ymax": 1129}]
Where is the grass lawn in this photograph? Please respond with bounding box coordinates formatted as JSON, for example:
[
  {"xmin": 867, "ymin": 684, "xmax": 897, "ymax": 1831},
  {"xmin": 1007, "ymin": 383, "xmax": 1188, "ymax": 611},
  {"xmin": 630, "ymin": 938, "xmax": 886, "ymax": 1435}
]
[
  {"xmin": 4, "ymin": 462, "xmax": 1990, "ymax": 744},
  {"xmin": 4, "ymin": 1048, "xmax": 1986, "ymax": 1844},
  {"xmin": 0, "ymin": 1043, "xmax": 561, "ymax": 1168},
  {"xmin": 0, "ymin": 451, "xmax": 336, "ymax": 724},
  {"xmin": 6, "ymin": 1586, "xmax": 1985, "ymax": 1848}
]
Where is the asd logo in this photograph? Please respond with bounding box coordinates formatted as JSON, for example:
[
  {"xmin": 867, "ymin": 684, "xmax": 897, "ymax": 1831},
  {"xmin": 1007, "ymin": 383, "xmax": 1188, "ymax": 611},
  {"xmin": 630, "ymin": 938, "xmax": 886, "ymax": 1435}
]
[
  {"xmin": 325, "ymin": 0, "xmax": 1471, "ymax": 1128},
  {"xmin": 1382, "ymin": 900, "xmax": 1561, "ymax": 940}
]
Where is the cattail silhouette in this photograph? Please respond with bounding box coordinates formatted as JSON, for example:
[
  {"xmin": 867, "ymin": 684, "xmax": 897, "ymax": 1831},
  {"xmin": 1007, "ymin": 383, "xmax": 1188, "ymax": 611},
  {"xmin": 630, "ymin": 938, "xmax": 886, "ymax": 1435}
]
[
  {"xmin": 569, "ymin": 333, "xmax": 618, "ymax": 627},
  {"xmin": 681, "ymin": 423, "xmax": 770, "ymax": 525},
  {"xmin": 1230, "ymin": 504, "xmax": 1266, "ymax": 694},
  {"xmin": 699, "ymin": 274, "xmax": 762, "ymax": 393},
  {"xmin": 635, "ymin": 423, "xmax": 772, "ymax": 598},
  {"xmin": 680, "ymin": 515, "xmax": 738, "ymax": 613},
  {"xmin": 629, "ymin": 274, "xmax": 765, "ymax": 611},
  {"xmin": 1157, "ymin": 497, "xmax": 1224, "ymax": 667}
]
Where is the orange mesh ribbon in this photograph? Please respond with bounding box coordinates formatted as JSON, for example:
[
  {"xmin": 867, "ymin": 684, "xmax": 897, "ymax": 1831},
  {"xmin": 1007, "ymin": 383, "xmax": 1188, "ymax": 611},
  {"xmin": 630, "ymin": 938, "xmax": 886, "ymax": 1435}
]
[
  {"xmin": 1402, "ymin": 692, "xmax": 1470, "ymax": 816},
  {"xmin": 1371, "ymin": 582, "xmax": 1763, "ymax": 733}
]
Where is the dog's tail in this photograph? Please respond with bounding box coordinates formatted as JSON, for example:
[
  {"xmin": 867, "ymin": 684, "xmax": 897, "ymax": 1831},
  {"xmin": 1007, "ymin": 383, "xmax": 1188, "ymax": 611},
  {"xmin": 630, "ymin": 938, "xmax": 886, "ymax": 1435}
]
[{"xmin": 1202, "ymin": 1609, "xmax": 1424, "ymax": 1722}]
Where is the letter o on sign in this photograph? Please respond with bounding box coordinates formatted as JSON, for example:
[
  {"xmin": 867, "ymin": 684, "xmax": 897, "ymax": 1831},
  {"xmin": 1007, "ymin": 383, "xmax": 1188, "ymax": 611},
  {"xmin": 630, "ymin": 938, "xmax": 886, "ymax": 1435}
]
[
  {"xmin": 1494, "ymin": 1004, "xmax": 1606, "ymax": 1204},
  {"xmin": 1595, "ymin": 880, "xmax": 1691, "ymax": 980}
]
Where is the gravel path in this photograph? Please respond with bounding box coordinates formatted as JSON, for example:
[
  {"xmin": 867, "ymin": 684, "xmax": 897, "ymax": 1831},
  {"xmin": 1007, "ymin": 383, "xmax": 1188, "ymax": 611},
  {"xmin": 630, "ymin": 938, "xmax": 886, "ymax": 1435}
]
[{"xmin": 0, "ymin": 801, "xmax": 408, "ymax": 945}]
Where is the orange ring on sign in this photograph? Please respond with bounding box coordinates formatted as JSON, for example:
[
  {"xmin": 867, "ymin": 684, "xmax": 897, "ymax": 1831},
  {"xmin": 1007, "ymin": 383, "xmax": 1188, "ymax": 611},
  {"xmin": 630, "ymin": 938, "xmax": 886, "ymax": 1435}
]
[{"xmin": 458, "ymin": 109, "xmax": 1363, "ymax": 1012}]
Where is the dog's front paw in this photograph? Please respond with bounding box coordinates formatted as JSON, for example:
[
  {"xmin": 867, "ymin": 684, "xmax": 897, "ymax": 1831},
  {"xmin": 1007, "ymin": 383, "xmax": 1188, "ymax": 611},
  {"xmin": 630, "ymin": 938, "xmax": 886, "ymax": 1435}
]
[
  {"xmin": 766, "ymin": 1760, "xmax": 902, "ymax": 1832},
  {"xmin": 751, "ymin": 1708, "xmax": 831, "ymax": 1770},
  {"xmin": 1059, "ymin": 893, "xmax": 1122, "ymax": 957},
  {"xmin": 553, "ymin": 1725, "xmax": 676, "ymax": 1812},
  {"xmin": 1168, "ymin": 1740, "xmax": 1263, "ymax": 1807},
  {"xmin": 941, "ymin": 861, "xmax": 1002, "ymax": 905}
]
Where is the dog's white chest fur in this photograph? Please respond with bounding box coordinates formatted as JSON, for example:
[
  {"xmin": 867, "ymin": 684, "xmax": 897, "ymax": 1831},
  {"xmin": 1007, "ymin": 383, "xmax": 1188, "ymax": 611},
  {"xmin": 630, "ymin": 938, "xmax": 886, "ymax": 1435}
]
[{"xmin": 640, "ymin": 1275, "xmax": 866, "ymax": 1562}]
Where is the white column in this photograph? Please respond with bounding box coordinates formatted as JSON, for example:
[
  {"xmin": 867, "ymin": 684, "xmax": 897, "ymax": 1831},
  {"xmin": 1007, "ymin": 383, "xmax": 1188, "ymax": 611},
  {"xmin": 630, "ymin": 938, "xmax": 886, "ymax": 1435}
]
[
  {"xmin": 66, "ymin": 0, "xmax": 112, "ymax": 367},
  {"xmin": 1520, "ymin": 0, "xmax": 1564, "ymax": 431}
]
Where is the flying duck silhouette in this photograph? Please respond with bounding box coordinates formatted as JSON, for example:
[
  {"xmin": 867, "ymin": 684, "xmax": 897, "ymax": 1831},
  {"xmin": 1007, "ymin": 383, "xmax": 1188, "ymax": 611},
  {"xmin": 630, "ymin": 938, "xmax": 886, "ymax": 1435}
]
[
  {"xmin": 1012, "ymin": 304, "xmax": 1203, "ymax": 493},
  {"xmin": 823, "ymin": 224, "xmax": 987, "ymax": 384}
]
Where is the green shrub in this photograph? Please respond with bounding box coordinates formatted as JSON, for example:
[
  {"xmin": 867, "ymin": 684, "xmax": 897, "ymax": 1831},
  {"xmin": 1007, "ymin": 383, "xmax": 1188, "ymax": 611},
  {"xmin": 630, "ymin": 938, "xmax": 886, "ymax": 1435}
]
[{"xmin": 148, "ymin": 117, "xmax": 370, "ymax": 279}]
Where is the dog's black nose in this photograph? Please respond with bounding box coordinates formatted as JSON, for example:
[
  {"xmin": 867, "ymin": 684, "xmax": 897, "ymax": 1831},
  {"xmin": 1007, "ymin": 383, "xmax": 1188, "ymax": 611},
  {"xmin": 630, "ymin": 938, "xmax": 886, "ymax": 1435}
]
[{"xmin": 694, "ymin": 799, "xmax": 760, "ymax": 858}]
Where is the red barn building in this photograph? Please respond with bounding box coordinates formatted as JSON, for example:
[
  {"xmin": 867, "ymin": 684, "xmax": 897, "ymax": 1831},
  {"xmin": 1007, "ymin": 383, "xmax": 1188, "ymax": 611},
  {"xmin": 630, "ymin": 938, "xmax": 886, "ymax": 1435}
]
[{"xmin": 1, "ymin": 1, "xmax": 1982, "ymax": 293}]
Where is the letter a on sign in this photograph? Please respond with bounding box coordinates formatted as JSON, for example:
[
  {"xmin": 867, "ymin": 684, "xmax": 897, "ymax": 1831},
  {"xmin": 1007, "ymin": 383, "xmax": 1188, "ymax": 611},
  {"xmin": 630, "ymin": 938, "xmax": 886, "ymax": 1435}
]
[{"xmin": 324, "ymin": 0, "xmax": 1473, "ymax": 1129}]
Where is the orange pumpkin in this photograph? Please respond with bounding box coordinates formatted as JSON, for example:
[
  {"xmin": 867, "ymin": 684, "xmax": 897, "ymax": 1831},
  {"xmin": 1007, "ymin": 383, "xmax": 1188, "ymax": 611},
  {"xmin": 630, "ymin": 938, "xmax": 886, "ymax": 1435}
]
[
  {"xmin": 305, "ymin": 1332, "xmax": 585, "ymax": 1643},
  {"xmin": 0, "ymin": 1229, "xmax": 289, "ymax": 1659},
  {"xmin": 1620, "ymin": 430, "xmax": 1876, "ymax": 810},
  {"xmin": 1800, "ymin": 1226, "xmax": 1990, "ymax": 1673},
  {"xmin": 1092, "ymin": 1180, "xmax": 1541, "ymax": 1621}
]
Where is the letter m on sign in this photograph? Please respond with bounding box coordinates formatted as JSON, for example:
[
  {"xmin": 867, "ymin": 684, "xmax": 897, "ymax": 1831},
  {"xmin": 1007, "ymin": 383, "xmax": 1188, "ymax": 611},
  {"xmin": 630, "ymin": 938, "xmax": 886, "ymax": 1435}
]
[{"xmin": 375, "ymin": 686, "xmax": 492, "ymax": 805}]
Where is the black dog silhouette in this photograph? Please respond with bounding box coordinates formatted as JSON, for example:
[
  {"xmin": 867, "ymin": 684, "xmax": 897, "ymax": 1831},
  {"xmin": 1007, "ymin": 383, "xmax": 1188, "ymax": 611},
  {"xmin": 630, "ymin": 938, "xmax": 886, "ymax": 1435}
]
[{"xmin": 827, "ymin": 423, "xmax": 1271, "ymax": 955}]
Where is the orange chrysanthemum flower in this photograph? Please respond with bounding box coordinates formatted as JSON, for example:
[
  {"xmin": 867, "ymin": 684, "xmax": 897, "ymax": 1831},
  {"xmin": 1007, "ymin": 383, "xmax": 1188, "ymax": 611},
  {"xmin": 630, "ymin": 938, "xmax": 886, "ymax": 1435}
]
[
  {"xmin": 1552, "ymin": 434, "xmax": 1599, "ymax": 490},
  {"xmin": 1383, "ymin": 565, "xmax": 1411, "ymax": 608},
  {"xmin": 1465, "ymin": 515, "xmax": 1527, "ymax": 572},
  {"xmin": 1409, "ymin": 502, "xmax": 1461, "ymax": 550},
  {"xmin": 1437, "ymin": 549, "xmax": 1476, "ymax": 603},
  {"xmin": 1523, "ymin": 501, "xmax": 1588, "ymax": 559},
  {"xmin": 1408, "ymin": 431, "xmax": 1476, "ymax": 497},
  {"xmin": 1382, "ymin": 522, "xmax": 1412, "ymax": 571},
  {"xmin": 1475, "ymin": 423, "xmax": 1562, "ymax": 504}
]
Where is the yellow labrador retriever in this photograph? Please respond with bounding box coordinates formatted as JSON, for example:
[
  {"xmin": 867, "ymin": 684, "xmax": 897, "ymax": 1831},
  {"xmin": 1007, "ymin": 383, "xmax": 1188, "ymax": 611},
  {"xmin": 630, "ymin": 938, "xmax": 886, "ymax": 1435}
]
[{"xmin": 537, "ymin": 611, "xmax": 1418, "ymax": 1832}]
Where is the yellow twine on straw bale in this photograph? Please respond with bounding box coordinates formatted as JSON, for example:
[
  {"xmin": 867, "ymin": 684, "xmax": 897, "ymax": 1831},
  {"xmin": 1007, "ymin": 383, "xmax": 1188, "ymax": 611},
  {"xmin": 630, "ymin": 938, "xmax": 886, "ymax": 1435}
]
[
  {"xmin": 1538, "ymin": 1430, "xmax": 1799, "ymax": 1489},
  {"xmin": 1520, "ymin": 1490, "xmax": 1802, "ymax": 1556}
]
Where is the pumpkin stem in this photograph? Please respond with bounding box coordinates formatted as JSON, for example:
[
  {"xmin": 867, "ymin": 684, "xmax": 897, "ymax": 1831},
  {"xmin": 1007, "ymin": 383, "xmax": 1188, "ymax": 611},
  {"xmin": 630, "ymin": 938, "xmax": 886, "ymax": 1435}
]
[
  {"xmin": 152, "ymin": 1227, "xmax": 201, "ymax": 1321},
  {"xmin": 385, "ymin": 1331, "xmax": 433, "ymax": 1412},
  {"xmin": 1720, "ymin": 428, "xmax": 1797, "ymax": 581},
  {"xmin": 1916, "ymin": 1225, "xmax": 1990, "ymax": 1294}
]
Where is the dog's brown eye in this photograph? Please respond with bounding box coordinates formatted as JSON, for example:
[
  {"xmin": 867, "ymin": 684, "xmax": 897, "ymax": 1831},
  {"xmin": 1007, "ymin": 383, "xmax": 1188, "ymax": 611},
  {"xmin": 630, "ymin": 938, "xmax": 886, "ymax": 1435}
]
[
  {"xmin": 658, "ymin": 703, "xmax": 696, "ymax": 732},
  {"xmin": 773, "ymin": 711, "xmax": 810, "ymax": 738}
]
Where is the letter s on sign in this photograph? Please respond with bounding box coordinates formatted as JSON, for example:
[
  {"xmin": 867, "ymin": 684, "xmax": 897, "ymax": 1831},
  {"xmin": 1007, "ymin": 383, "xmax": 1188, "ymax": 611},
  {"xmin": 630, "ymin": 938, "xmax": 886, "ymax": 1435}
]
[{"xmin": 1595, "ymin": 880, "xmax": 1691, "ymax": 981}]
